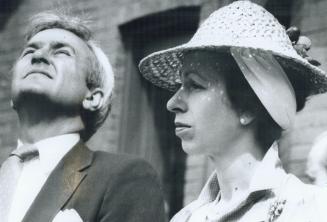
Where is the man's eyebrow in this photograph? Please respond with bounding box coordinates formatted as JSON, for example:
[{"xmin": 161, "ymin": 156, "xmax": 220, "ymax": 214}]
[
  {"xmin": 19, "ymin": 42, "xmax": 40, "ymax": 55},
  {"xmin": 23, "ymin": 42, "xmax": 41, "ymax": 49}
]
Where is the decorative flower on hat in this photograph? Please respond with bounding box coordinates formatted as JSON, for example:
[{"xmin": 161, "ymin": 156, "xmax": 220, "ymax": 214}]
[
  {"xmin": 267, "ymin": 199, "xmax": 287, "ymax": 222},
  {"xmin": 286, "ymin": 26, "xmax": 321, "ymax": 66}
]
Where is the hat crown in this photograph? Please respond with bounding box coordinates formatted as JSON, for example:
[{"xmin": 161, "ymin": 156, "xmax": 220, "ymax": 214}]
[
  {"xmin": 139, "ymin": 0, "xmax": 326, "ymax": 94},
  {"xmin": 188, "ymin": 1, "xmax": 298, "ymax": 58}
]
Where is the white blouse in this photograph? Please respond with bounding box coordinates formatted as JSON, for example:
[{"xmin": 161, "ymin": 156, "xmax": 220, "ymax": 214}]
[{"xmin": 172, "ymin": 142, "xmax": 327, "ymax": 222}]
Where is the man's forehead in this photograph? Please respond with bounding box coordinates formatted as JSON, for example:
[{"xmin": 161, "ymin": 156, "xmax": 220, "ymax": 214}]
[{"xmin": 27, "ymin": 28, "xmax": 90, "ymax": 51}]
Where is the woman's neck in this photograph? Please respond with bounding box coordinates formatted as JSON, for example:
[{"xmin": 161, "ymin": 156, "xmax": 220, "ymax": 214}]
[{"xmin": 210, "ymin": 131, "xmax": 265, "ymax": 202}]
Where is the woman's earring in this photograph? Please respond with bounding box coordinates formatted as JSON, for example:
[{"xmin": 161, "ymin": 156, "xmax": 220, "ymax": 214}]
[
  {"xmin": 240, "ymin": 113, "xmax": 254, "ymax": 125},
  {"xmin": 240, "ymin": 117, "xmax": 247, "ymax": 125}
]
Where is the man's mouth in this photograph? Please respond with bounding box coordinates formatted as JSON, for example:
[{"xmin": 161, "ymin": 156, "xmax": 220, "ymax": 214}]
[{"xmin": 25, "ymin": 70, "xmax": 52, "ymax": 79}]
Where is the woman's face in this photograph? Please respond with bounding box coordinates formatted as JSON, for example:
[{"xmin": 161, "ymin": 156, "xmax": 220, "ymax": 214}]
[{"xmin": 167, "ymin": 51, "xmax": 242, "ymax": 156}]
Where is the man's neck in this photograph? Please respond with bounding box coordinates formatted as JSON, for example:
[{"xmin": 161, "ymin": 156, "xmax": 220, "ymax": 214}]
[
  {"xmin": 16, "ymin": 100, "xmax": 84, "ymax": 144},
  {"xmin": 18, "ymin": 116, "xmax": 83, "ymax": 144}
]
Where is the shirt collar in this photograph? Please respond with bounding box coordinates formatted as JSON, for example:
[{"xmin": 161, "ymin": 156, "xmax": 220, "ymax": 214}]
[
  {"xmin": 248, "ymin": 142, "xmax": 287, "ymax": 192},
  {"xmin": 17, "ymin": 133, "xmax": 80, "ymax": 175},
  {"xmin": 197, "ymin": 142, "xmax": 287, "ymax": 203}
]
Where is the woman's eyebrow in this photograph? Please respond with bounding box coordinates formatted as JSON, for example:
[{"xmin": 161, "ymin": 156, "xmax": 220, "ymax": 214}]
[
  {"xmin": 186, "ymin": 72, "xmax": 209, "ymax": 83},
  {"xmin": 181, "ymin": 71, "xmax": 194, "ymax": 82}
]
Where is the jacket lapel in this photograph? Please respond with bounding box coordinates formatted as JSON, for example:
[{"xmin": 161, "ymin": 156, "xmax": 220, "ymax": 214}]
[{"xmin": 22, "ymin": 141, "xmax": 93, "ymax": 222}]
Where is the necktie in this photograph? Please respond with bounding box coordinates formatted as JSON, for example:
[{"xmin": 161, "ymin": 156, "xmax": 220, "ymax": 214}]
[{"xmin": 0, "ymin": 144, "xmax": 39, "ymax": 221}]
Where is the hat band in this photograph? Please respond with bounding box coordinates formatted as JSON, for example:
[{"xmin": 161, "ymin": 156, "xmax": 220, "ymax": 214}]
[{"xmin": 231, "ymin": 47, "xmax": 297, "ymax": 129}]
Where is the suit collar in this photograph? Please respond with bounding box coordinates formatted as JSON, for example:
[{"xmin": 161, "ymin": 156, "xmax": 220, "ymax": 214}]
[
  {"xmin": 62, "ymin": 140, "xmax": 93, "ymax": 172},
  {"xmin": 22, "ymin": 141, "xmax": 93, "ymax": 222}
]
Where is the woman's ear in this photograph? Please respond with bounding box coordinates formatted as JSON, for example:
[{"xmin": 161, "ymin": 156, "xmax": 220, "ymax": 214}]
[
  {"xmin": 82, "ymin": 88, "xmax": 104, "ymax": 112},
  {"xmin": 239, "ymin": 112, "xmax": 256, "ymax": 126}
]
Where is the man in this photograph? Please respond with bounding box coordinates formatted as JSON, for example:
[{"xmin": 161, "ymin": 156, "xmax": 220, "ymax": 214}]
[{"xmin": 0, "ymin": 11, "xmax": 165, "ymax": 222}]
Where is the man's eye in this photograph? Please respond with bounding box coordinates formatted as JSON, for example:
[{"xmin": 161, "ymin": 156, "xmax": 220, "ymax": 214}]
[
  {"xmin": 55, "ymin": 50, "xmax": 71, "ymax": 56},
  {"xmin": 22, "ymin": 49, "xmax": 35, "ymax": 56}
]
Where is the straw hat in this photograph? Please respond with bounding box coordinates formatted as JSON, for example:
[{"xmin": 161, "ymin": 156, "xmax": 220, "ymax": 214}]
[{"xmin": 139, "ymin": 0, "xmax": 327, "ymax": 95}]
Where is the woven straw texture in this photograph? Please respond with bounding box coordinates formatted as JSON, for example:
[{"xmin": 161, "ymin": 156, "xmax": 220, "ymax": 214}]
[{"xmin": 139, "ymin": 0, "xmax": 327, "ymax": 94}]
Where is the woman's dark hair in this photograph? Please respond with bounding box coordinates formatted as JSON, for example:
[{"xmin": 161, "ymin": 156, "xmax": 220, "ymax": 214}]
[{"xmin": 213, "ymin": 51, "xmax": 307, "ymax": 151}]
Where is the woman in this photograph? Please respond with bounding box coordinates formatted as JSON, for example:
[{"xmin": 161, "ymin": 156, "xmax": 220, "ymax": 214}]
[{"xmin": 139, "ymin": 1, "xmax": 327, "ymax": 222}]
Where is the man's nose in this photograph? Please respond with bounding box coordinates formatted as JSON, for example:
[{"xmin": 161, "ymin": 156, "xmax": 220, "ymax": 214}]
[
  {"xmin": 166, "ymin": 88, "xmax": 187, "ymax": 113},
  {"xmin": 31, "ymin": 48, "xmax": 50, "ymax": 65}
]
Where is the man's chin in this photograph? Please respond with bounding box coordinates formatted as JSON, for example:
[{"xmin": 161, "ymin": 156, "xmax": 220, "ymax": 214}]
[
  {"xmin": 12, "ymin": 89, "xmax": 52, "ymax": 109},
  {"xmin": 12, "ymin": 90, "xmax": 80, "ymax": 116}
]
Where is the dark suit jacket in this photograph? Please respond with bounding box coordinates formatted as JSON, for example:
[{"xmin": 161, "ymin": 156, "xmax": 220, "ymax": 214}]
[{"xmin": 21, "ymin": 141, "xmax": 166, "ymax": 222}]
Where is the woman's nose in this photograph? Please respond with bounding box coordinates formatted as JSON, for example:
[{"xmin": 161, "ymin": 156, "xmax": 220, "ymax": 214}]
[
  {"xmin": 31, "ymin": 48, "xmax": 50, "ymax": 65},
  {"xmin": 166, "ymin": 88, "xmax": 187, "ymax": 113}
]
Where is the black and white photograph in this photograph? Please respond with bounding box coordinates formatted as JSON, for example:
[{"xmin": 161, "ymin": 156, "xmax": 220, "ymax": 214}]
[{"xmin": 0, "ymin": 0, "xmax": 327, "ymax": 221}]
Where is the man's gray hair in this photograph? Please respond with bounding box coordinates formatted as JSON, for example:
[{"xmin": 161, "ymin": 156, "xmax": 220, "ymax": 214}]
[{"xmin": 25, "ymin": 11, "xmax": 115, "ymax": 141}]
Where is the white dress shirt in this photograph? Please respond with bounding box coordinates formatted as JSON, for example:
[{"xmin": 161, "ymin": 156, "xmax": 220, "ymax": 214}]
[{"xmin": 8, "ymin": 133, "xmax": 80, "ymax": 222}]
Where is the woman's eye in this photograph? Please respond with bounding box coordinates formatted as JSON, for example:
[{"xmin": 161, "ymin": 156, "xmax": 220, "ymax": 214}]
[{"xmin": 189, "ymin": 81, "xmax": 205, "ymax": 90}]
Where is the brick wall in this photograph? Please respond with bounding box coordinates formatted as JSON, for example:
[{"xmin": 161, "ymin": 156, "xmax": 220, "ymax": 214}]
[
  {"xmin": 279, "ymin": 0, "xmax": 327, "ymax": 181},
  {"xmin": 291, "ymin": 0, "xmax": 327, "ymax": 72}
]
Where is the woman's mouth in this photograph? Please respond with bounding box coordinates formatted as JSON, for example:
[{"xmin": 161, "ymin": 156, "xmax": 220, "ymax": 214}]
[{"xmin": 175, "ymin": 122, "xmax": 191, "ymax": 135}]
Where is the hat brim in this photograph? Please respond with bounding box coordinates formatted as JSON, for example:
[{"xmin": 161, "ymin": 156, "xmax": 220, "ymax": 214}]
[{"xmin": 139, "ymin": 44, "xmax": 327, "ymax": 97}]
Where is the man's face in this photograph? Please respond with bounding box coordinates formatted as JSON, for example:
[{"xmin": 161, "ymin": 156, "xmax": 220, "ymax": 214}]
[{"xmin": 11, "ymin": 28, "xmax": 91, "ymax": 109}]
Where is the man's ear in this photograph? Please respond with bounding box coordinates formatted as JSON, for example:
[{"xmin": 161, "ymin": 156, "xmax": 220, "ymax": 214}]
[
  {"xmin": 82, "ymin": 88, "xmax": 104, "ymax": 112},
  {"xmin": 239, "ymin": 111, "xmax": 256, "ymax": 126}
]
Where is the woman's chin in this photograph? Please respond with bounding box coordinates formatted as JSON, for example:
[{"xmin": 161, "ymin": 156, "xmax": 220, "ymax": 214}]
[{"xmin": 181, "ymin": 141, "xmax": 203, "ymax": 155}]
